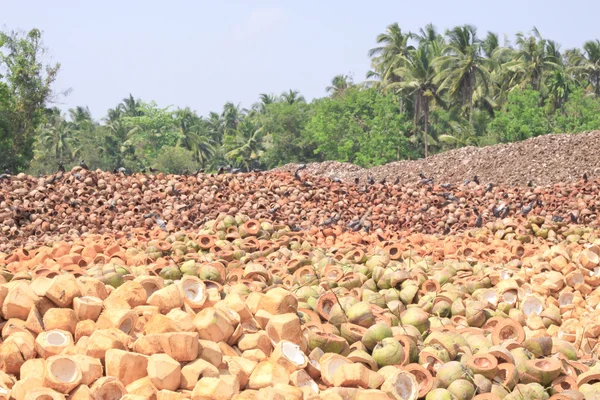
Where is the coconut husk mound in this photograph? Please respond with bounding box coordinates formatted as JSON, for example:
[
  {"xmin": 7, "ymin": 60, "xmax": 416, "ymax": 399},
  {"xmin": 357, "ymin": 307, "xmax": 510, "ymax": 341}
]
[{"xmin": 277, "ymin": 131, "xmax": 600, "ymax": 186}]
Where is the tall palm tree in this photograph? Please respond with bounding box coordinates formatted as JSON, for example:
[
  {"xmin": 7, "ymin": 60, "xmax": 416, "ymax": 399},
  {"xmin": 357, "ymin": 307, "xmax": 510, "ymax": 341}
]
[
  {"xmin": 391, "ymin": 43, "xmax": 443, "ymax": 158},
  {"xmin": 368, "ymin": 23, "xmax": 415, "ymax": 84},
  {"xmin": 326, "ymin": 75, "xmax": 352, "ymax": 97},
  {"xmin": 224, "ymin": 119, "xmax": 266, "ymax": 170},
  {"xmin": 37, "ymin": 111, "xmax": 79, "ymax": 162},
  {"xmin": 281, "ymin": 90, "xmax": 305, "ymax": 104},
  {"xmin": 68, "ymin": 106, "xmax": 93, "ymax": 131},
  {"xmin": 569, "ymin": 40, "xmax": 600, "ymax": 96},
  {"xmin": 174, "ymin": 107, "xmax": 216, "ymax": 165},
  {"xmin": 506, "ymin": 28, "xmax": 559, "ymax": 92},
  {"xmin": 253, "ymin": 93, "xmax": 277, "ymax": 113},
  {"xmin": 434, "ymin": 25, "xmax": 496, "ymax": 122},
  {"xmin": 415, "ymin": 24, "xmax": 443, "ymax": 46},
  {"xmin": 120, "ymin": 94, "xmax": 143, "ymax": 117}
]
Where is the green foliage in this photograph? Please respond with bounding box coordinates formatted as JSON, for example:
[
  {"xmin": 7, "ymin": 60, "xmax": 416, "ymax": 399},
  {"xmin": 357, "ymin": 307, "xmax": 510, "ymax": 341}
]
[
  {"xmin": 0, "ymin": 28, "xmax": 61, "ymax": 171},
  {"xmin": 153, "ymin": 146, "xmax": 198, "ymax": 174},
  {"xmin": 489, "ymin": 88, "xmax": 551, "ymax": 142},
  {"xmin": 5, "ymin": 25, "xmax": 600, "ymax": 174},
  {"xmin": 552, "ymin": 89, "xmax": 600, "ymax": 133},
  {"xmin": 307, "ymin": 87, "xmax": 411, "ymax": 166}
]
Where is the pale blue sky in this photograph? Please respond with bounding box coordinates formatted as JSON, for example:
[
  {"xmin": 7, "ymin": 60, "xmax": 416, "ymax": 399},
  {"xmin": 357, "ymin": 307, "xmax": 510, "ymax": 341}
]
[{"xmin": 2, "ymin": 1, "xmax": 598, "ymax": 120}]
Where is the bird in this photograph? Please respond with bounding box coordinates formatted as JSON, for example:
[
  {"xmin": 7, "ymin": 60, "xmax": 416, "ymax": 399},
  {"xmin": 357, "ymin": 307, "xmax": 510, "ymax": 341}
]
[
  {"xmin": 520, "ymin": 201, "xmax": 535, "ymax": 216},
  {"xmin": 527, "ymin": 180, "xmax": 534, "ymax": 187},
  {"xmin": 570, "ymin": 212, "xmax": 578, "ymax": 224},
  {"xmin": 217, "ymin": 166, "xmax": 225, "ymax": 175},
  {"xmin": 58, "ymin": 162, "xmax": 65, "ymax": 173},
  {"xmin": 442, "ymin": 193, "xmax": 458, "ymax": 202},
  {"xmin": 251, "ymin": 168, "xmax": 262, "ymax": 173},
  {"xmin": 145, "ymin": 211, "xmax": 167, "ymax": 232},
  {"xmin": 149, "ymin": 167, "xmax": 158, "ymax": 173},
  {"xmin": 269, "ymin": 204, "xmax": 281, "ymax": 214},
  {"xmin": 194, "ymin": 169, "xmax": 205, "ymax": 175},
  {"xmin": 493, "ymin": 202, "xmax": 507, "ymax": 218},
  {"xmin": 80, "ymin": 160, "xmax": 89, "ymax": 170},
  {"xmin": 440, "ymin": 183, "xmax": 452, "ymax": 189},
  {"xmin": 419, "ymin": 178, "xmax": 433, "ymax": 186},
  {"xmin": 0, "ymin": 174, "xmax": 10, "ymax": 181},
  {"xmin": 117, "ymin": 167, "xmax": 128, "ymax": 175},
  {"xmin": 393, "ymin": 177, "xmax": 400, "ymax": 185},
  {"xmin": 231, "ymin": 168, "xmax": 242, "ymax": 174},
  {"xmin": 484, "ymin": 183, "xmax": 494, "ymax": 194},
  {"xmin": 170, "ymin": 185, "xmax": 181, "ymax": 196},
  {"xmin": 294, "ymin": 164, "xmax": 307, "ymax": 181},
  {"xmin": 2, "ymin": 165, "xmax": 10, "ymax": 175},
  {"xmin": 551, "ymin": 215, "xmax": 564, "ymax": 223},
  {"xmin": 473, "ymin": 208, "xmax": 483, "ymax": 228},
  {"xmin": 583, "ymin": 172, "xmax": 588, "ymax": 183},
  {"xmin": 419, "ymin": 172, "xmax": 427, "ymax": 180},
  {"xmin": 500, "ymin": 205, "xmax": 510, "ymax": 218},
  {"xmin": 463, "ymin": 179, "xmax": 471, "ymax": 185},
  {"xmin": 73, "ymin": 173, "xmax": 83, "ymax": 181},
  {"xmin": 379, "ymin": 176, "xmax": 387, "ymax": 185},
  {"xmin": 367, "ymin": 176, "xmax": 375, "ymax": 185},
  {"xmin": 354, "ymin": 177, "xmax": 360, "ymax": 185},
  {"xmin": 331, "ymin": 177, "xmax": 341, "ymax": 183},
  {"xmin": 140, "ymin": 167, "xmax": 146, "ymax": 173},
  {"xmin": 473, "ymin": 175, "xmax": 480, "ymax": 185},
  {"xmin": 321, "ymin": 213, "xmax": 341, "ymax": 226}
]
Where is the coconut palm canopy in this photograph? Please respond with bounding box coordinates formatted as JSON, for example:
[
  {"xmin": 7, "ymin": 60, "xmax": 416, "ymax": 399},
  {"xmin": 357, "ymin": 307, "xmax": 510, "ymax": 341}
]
[{"xmin": 3, "ymin": 24, "xmax": 600, "ymax": 173}]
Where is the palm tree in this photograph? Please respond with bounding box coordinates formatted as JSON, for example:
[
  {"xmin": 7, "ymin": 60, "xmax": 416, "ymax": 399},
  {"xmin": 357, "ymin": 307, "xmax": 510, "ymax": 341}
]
[
  {"xmin": 281, "ymin": 90, "xmax": 305, "ymax": 104},
  {"xmin": 391, "ymin": 43, "xmax": 443, "ymax": 158},
  {"xmin": 68, "ymin": 106, "xmax": 93, "ymax": 131},
  {"xmin": 415, "ymin": 24, "xmax": 443, "ymax": 46},
  {"xmin": 506, "ymin": 28, "xmax": 559, "ymax": 92},
  {"xmin": 569, "ymin": 40, "xmax": 600, "ymax": 96},
  {"xmin": 174, "ymin": 108, "xmax": 216, "ymax": 165},
  {"xmin": 326, "ymin": 75, "xmax": 352, "ymax": 97},
  {"xmin": 224, "ymin": 119, "xmax": 266, "ymax": 170},
  {"xmin": 120, "ymin": 94, "xmax": 143, "ymax": 117},
  {"xmin": 368, "ymin": 23, "xmax": 415, "ymax": 84},
  {"xmin": 434, "ymin": 25, "xmax": 496, "ymax": 122},
  {"xmin": 37, "ymin": 111, "xmax": 79, "ymax": 162},
  {"xmin": 253, "ymin": 93, "xmax": 277, "ymax": 113}
]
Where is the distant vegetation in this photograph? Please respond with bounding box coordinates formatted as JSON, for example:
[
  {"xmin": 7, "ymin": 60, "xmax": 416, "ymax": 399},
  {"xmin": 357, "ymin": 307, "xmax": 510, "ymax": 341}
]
[{"xmin": 2, "ymin": 25, "xmax": 600, "ymax": 174}]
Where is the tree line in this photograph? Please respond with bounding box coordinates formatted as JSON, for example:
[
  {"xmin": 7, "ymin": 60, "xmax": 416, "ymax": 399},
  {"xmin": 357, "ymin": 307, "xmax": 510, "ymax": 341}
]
[{"xmin": 2, "ymin": 24, "xmax": 600, "ymax": 174}]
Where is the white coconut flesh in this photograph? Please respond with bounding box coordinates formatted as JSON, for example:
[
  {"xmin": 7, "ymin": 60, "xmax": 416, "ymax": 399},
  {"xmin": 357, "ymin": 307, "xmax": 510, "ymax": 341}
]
[
  {"xmin": 500, "ymin": 270, "xmax": 511, "ymax": 280},
  {"xmin": 182, "ymin": 280, "xmax": 205, "ymax": 302},
  {"xmin": 481, "ymin": 289, "xmax": 498, "ymax": 306},
  {"xmin": 502, "ymin": 291, "xmax": 517, "ymax": 305},
  {"xmin": 281, "ymin": 341, "xmax": 305, "ymax": 365},
  {"xmin": 327, "ymin": 358, "xmax": 349, "ymax": 377},
  {"xmin": 50, "ymin": 358, "xmax": 78, "ymax": 382},
  {"xmin": 559, "ymin": 292, "xmax": 574, "ymax": 307},
  {"xmin": 46, "ymin": 331, "xmax": 68, "ymax": 346},
  {"xmin": 571, "ymin": 272, "xmax": 584, "ymax": 284},
  {"xmin": 119, "ymin": 317, "xmax": 133, "ymax": 334},
  {"xmin": 322, "ymin": 300, "xmax": 333, "ymax": 316},
  {"xmin": 522, "ymin": 297, "xmax": 543, "ymax": 317},
  {"xmin": 394, "ymin": 373, "xmax": 417, "ymax": 399}
]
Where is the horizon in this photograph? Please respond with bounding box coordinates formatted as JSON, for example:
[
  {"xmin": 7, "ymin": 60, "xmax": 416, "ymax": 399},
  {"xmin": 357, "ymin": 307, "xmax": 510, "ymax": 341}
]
[{"xmin": 3, "ymin": 0, "xmax": 599, "ymax": 120}]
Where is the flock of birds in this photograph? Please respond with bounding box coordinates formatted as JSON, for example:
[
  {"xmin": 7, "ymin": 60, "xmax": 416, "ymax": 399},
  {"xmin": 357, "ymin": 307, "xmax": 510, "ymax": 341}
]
[{"xmin": 0, "ymin": 161, "xmax": 589, "ymax": 233}]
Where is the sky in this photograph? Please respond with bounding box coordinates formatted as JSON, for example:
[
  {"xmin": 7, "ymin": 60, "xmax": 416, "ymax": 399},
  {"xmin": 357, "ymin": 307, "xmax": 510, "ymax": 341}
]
[{"xmin": 2, "ymin": 0, "xmax": 599, "ymax": 120}]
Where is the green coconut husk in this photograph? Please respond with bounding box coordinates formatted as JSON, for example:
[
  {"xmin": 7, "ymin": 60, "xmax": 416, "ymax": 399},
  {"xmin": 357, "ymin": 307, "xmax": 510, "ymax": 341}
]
[
  {"xmin": 372, "ymin": 337, "xmax": 405, "ymax": 368},
  {"xmin": 447, "ymin": 379, "xmax": 475, "ymax": 400},
  {"xmin": 362, "ymin": 323, "xmax": 393, "ymax": 351}
]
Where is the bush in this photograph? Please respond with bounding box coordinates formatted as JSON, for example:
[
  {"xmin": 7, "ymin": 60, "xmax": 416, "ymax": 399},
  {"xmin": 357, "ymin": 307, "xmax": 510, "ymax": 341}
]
[{"xmin": 153, "ymin": 146, "xmax": 197, "ymax": 174}]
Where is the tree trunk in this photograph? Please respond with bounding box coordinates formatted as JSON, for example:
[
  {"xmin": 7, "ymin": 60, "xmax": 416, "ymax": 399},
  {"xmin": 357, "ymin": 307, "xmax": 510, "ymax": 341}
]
[
  {"xmin": 424, "ymin": 96, "xmax": 429, "ymax": 159},
  {"xmin": 469, "ymin": 73, "xmax": 475, "ymax": 124}
]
